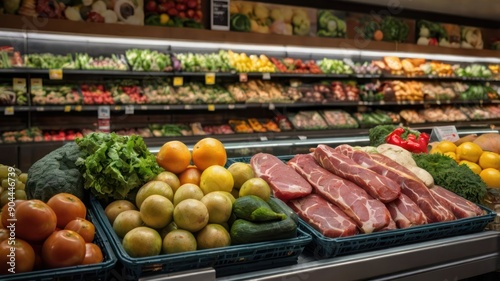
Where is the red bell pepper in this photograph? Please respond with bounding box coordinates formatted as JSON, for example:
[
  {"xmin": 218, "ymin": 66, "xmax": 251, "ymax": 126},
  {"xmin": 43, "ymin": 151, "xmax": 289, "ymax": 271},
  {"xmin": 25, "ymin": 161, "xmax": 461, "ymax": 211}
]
[{"xmin": 385, "ymin": 127, "xmax": 430, "ymax": 153}]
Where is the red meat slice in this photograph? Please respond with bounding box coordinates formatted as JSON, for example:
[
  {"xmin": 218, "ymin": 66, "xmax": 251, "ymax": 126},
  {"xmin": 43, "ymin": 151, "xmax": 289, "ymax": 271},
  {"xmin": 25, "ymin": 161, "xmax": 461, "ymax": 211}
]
[
  {"xmin": 288, "ymin": 194, "xmax": 358, "ymax": 238},
  {"xmin": 250, "ymin": 153, "xmax": 312, "ymax": 201},
  {"xmin": 386, "ymin": 194, "xmax": 428, "ymax": 228},
  {"xmin": 430, "ymin": 186, "xmax": 484, "ymax": 219}
]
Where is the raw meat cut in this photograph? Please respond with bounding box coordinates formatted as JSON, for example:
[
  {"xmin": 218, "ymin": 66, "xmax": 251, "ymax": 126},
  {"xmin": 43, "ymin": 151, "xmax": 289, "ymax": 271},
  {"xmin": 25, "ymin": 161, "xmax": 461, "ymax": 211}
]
[
  {"xmin": 378, "ymin": 219, "xmax": 397, "ymax": 231},
  {"xmin": 386, "ymin": 194, "xmax": 427, "ymax": 228},
  {"xmin": 341, "ymin": 147, "xmax": 455, "ymax": 223},
  {"xmin": 288, "ymin": 194, "xmax": 358, "ymax": 238},
  {"xmin": 313, "ymin": 144, "xmax": 401, "ymax": 203},
  {"xmin": 288, "ymin": 154, "xmax": 391, "ymax": 233},
  {"xmin": 250, "ymin": 153, "xmax": 312, "ymax": 201},
  {"xmin": 430, "ymin": 186, "xmax": 484, "ymax": 219}
]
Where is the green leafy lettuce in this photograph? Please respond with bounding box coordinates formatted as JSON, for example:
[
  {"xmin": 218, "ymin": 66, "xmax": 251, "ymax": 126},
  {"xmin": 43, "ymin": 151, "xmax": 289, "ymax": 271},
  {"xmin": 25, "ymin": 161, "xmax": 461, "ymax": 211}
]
[{"xmin": 75, "ymin": 132, "xmax": 163, "ymax": 201}]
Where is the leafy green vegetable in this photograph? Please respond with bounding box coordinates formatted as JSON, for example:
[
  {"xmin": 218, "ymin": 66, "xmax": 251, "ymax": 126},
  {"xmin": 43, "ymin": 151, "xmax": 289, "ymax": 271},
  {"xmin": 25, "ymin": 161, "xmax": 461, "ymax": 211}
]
[
  {"xmin": 26, "ymin": 142, "xmax": 85, "ymax": 202},
  {"xmin": 412, "ymin": 153, "xmax": 487, "ymax": 204},
  {"xmin": 75, "ymin": 132, "xmax": 163, "ymax": 201},
  {"xmin": 230, "ymin": 14, "xmax": 251, "ymax": 32},
  {"xmin": 380, "ymin": 16, "xmax": 409, "ymax": 42},
  {"xmin": 368, "ymin": 125, "xmax": 421, "ymax": 147}
]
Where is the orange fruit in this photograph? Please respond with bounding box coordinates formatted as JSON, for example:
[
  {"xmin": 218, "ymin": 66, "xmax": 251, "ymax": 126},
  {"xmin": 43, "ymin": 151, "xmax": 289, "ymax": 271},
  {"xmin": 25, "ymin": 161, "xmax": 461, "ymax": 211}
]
[
  {"xmin": 373, "ymin": 30, "xmax": 383, "ymax": 41},
  {"xmin": 478, "ymin": 152, "xmax": 500, "ymax": 170},
  {"xmin": 156, "ymin": 141, "xmax": 191, "ymax": 174},
  {"xmin": 192, "ymin": 138, "xmax": 227, "ymax": 171},
  {"xmin": 178, "ymin": 165, "xmax": 202, "ymax": 186},
  {"xmin": 479, "ymin": 168, "xmax": 500, "ymax": 188}
]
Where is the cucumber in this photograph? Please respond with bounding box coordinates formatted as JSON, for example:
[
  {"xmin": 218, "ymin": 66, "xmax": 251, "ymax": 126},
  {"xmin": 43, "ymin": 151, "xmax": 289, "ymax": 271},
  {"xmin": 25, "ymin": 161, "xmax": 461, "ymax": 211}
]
[
  {"xmin": 230, "ymin": 196, "xmax": 298, "ymax": 244},
  {"xmin": 233, "ymin": 195, "xmax": 286, "ymax": 222}
]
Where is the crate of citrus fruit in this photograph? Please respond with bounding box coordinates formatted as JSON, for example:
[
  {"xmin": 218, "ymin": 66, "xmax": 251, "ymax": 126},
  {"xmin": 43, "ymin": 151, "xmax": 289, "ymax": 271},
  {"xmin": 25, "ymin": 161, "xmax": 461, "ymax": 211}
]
[{"xmin": 90, "ymin": 137, "xmax": 311, "ymax": 280}]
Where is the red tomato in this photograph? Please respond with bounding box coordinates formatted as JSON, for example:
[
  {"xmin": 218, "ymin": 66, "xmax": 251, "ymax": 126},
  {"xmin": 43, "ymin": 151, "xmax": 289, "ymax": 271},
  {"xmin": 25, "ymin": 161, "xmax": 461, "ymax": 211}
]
[
  {"xmin": 65, "ymin": 218, "xmax": 95, "ymax": 243},
  {"xmin": 1, "ymin": 200, "xmax": 25, "ymax": 228},
  {"xmin": 82, "ymin": 243, "xmax": 104, "ymax": 265},
  {"xmin": 0, "ymin": 228, "xmax": 8, "ymax": 242},
  {"xmin": 47, "ymin": 193, "xmax": 87, "ymax": 229},
  {"xmin": 15, "ymin": 200, "xmax": 57, "ymax": 242},
  {"xmin": 42, "ymin": 230, "xmax": 86, "ymax": 268},
  {"xmin": 0, "ymin": 238, "xmax": 35, "ymax": 274}
]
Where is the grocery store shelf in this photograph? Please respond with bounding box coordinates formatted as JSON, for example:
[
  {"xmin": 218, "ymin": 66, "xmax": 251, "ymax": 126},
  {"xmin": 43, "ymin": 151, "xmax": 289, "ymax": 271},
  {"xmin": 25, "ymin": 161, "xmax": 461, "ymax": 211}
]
[{"xmin": 132, "ymin": 231, "xmax": 500, "ymax": 281}]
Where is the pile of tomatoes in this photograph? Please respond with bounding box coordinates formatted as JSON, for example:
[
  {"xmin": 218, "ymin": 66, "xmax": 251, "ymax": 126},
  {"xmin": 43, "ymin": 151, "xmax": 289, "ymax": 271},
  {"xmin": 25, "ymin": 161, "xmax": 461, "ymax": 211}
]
[{"xmin": 0, "ymin": 193, "xmax": 103, "ymax": 274}]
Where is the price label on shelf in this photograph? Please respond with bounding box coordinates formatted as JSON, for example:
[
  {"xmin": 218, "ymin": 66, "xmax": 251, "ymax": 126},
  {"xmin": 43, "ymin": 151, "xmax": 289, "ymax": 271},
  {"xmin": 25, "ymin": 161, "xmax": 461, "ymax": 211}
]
[
  {"xmin": 228, "ymin": 104, "xmax": 235, "ymax": 110},
  {"xmin": 205, "ymin": 73, "xmax": 216, "ymax": 85},
  {"xmin": 49, "ymin": 69, "xmax": 63, "ymax": 80},
  {"xmin": 173, "ymin": 77, "xmax": 183, "ymax": 87},
  {"xmin": 268, "ymin": 103, "xmax": 275, "ymax": 110},
  {"xmin": 140, "ymin": 105, "xmax": 148, "ymax": 110},
  {"xmin": 239, "ymin": 73, "xmax": 248, "ymax": 82},
  {"xmin": 4, "ymin": 106, "xmax": 14, "ymax": 116},
  {"xmin": 98, "ymin": 106, "xmax": 111, "ymax": 119},
  {"xmin": 30, "ymin": 78, "xmax": 43, "ymax": 92},
  {"xmin": 36, "ymin": 106, "xmax": 44, "ymax": 112},
  {"xmin": 185, "ymin": 105, "xmax": 193, "ymax": 110},
  {"xmin": 64, "ymin": 105, "xmax": 71, "ymax": 112},
  {"xmin": 114, "ymin": 106, "xmax": 122, "ymax": 111},
  {"xmin": 430, "ymin": 126, "xmax": 459, "ymax": 142},
  {"xmin": 207, "ymin": 104, "xmax": 215, "ymax": 111},
  {"xmin": 75, "ymin": 105, "xmax": 82, "ymax": 112},
  {"xmin": 298, "ymin": 135, "xmax": 307, "ymax": 140},
  {"xmin": 125, "ymin": 105, "xmax": 134, "ymax": 115},
  {"xmin": 259, "ymin": 136, "xmax": 268, "ymax": 141},
  {"xmin": 163, "ymin": 105, "xmax": 170, "ymax": 110},
  {"xmin": 262, "ymin": 73, "xmax": 271, "ymax": 80},
  {"xmin": 13, "ymin": 78, "xmax": 26, "ymax": 91}
]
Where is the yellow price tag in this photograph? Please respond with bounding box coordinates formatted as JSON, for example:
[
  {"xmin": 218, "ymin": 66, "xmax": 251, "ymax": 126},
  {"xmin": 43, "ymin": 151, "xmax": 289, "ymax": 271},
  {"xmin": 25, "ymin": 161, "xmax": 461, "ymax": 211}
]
[
  {"xmin": 115, "ymin": 106, "xmax": 122, "ymax": 111},
  {"xmin": 205, "ymin": 73, "xmax": 216, "ymax": 85},
  {"xmin": 75, "ymin": 105, "xmax": 82, "ymax": 112},
  {"xmin": 13, "ymin": 78, "xmax": 26, "ymax": 91},
  {"xmin": 64, "ymin": 105, "xmax": 71, "ymax": 112},
  {"xmin": 173, "ymin": 77, "xmax": 183, "ymax": 86},
  {"xmin": 30, "ymin": 78, "xmax": 43, "ymax": 91},
  {"xmin": 49, "ymin": 69, "xmax": 63, "ymax": 80},
  {"xmin": 4, "ymin": 106, "xmax": 14, "ymax": 115},
  {"xmin": 208, "ymin": 104, "xmax": 215, "ymax": 111}
]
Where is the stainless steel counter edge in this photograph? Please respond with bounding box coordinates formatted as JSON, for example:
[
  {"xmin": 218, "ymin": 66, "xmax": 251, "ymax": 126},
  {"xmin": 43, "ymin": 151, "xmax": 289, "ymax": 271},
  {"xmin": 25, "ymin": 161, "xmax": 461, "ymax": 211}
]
[{"xmin": 216, "ymin": 230, "xmax": 500, "ymax": 281}]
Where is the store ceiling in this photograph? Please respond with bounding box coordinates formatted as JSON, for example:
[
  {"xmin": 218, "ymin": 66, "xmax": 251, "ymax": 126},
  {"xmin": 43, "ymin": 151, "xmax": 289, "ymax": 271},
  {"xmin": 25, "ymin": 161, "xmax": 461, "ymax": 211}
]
[{"xmin": 338, "ymin": 0, "xmax": 500, "ymax": 21}]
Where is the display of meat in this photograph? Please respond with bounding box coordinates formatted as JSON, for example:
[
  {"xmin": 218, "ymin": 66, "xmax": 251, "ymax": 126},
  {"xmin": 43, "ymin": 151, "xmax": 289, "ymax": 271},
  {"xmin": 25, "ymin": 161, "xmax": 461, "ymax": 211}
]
[
  {"xmin": 341, "ymin": 146, "xmax": 455, "ymax": 223},
  {"xmin": 313, "ymin": 144, "xmax": 401, "ymax": 203},
  {"xmin": 430, "ymin": 186, "xmax": 484, "ymax": 219},
  {"xmin": 288, "ymin": 194, "xmax": 358, "ymax": 238},
  {"xmin": 386, "ymin": 194, "xmax": 428, "ymax": 228},
  {"xmin": 288, "ymin": 154, "xmax": 391, "ymax": 234},
  {"xmin": 250, "ymin": 153, "xmax": 312, "ymax": 201}
]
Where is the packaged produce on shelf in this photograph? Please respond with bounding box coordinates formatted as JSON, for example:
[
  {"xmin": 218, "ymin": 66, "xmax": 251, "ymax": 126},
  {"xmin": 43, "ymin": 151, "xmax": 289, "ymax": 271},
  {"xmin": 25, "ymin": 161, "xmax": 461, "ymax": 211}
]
[
  {"xmin": 233, "ymin": 80, "xmax": 289, "ymax": 103},
  {"xmin": 81, "ymin": 84, "xmax": 114, "ymax": 105},
  {"xmin": 461, "ymin": 26, "xmax": 484, "ymax": 49},
  {"xmin": 126, "ymin": 49, "xmax": 174, "ymax": 72},
  {"xmin": 391, "ymin": 81, "xmax": 423, "ymax": 101},
  {"xmin": 108, "ymin": 80, "xmax": 147, "ymax": 104},
  {"xmin": 317, "ymin": 10, "xmax": 346, "ymax": 38},
  {"xmin": 321, "ymin": 110, "xmax": 358, "ymax": 129},
  {"xmin": 344, "ymin": 59, "xmax": 383, "ymax": 75},
  {"xmin": 0, "ymin": 84, "xmax": 27, "ymax": 105},
  {"xmin": 399, "ymin": 58, "xmax": 426, "ymax": 76},
  {"xmin": 359, "ymin": 81, "xmax": 384, "ymax": 101},
  {"xmin": 460, "ymin": 106, "xmax": 494, "ymax": 120},
  {"xmin": 282, "ymin": 86, "xmax": 303, "ymax": 102},
  {"xmin": 226, "ymin": 83, "xmax": 248, "ymax": 102},
  {"xmin": 247, "ymin": 118, "xmax": 267, "ymax": 132},
  {"xmin": 144, "ymin": 0, "xmax": 203, "ymax": 28},
  {"xmin": 354, "ymin": 110, "xmax": 399, "ymax": 126},
  {"xmin": 229, "ymin": 1, "xmax": 315, "ymax": 36},
  {"xmin": 399, "ymin": 109, "xmax": 426, "ymax": 124},
  {"xmin": 175, "ymin": 51, "xmax": 233, "ymax": 72},
  {"xmin": 270, "ymin": 57, "xmax": 322, "ymax": 73},
  {"xmin": 421, "ymin": 82, "xmax": 456, "ymax": 100},
  {"xmin": 31, "ymin": 84, "xmax": 81, "ymax": 105},
  {"xmin": 288, "ymin": 111, "xmax": 329, "ymax": 130},
  {"xmin": 229, "ymin": 120, "xmax": 254, "ymax": 133},
  {"xmin": 75, "ymin": 53, "xmax": 128, "ymax": 71},
  {"xmin": 24, "ymin": 53, "xmax": 76, "ymax": 69},
  {"xmin": 274, "ymin": 114, "xmax": 293, "ymax": 131},
  {"xmin": 227, "ymin": 51, "xmax": 276, "ymax": 73},
  {"xmin": 317, "ymin": 58, "xmax": 353, "ymax": 75},
  {"xmin": 484, "ymin": 105, "xmax": 500, "ymax": 119},
  {"xmin": 149, "ymin": 124, "xmax": 191, "ymax": 137},
  {"xmin": 203, "ymin": 124, "xmax": 235, "ymax": 135},
  {"xmin": 455, "ymin": 64, "xmax": 492, "ymax": 78},
  {"xmin": 182, "ymin": 83, "xmax": 234, "ymax": 104},
  {"xmin": 458, "ymin": 84, "xmax": 491, "ymax": 100},
  {"xmin": 114, "ymin": 127, "xmax": 153, "ymax": 138},
  {"xmin": 420, "ymin": 106, "xmax": 469, "ymax": 122},
  {"xmin": 1, "ymin": 128, "xmax": 43, "ymax": 143},
  {"xmin": 142, "ymin": 79, "xmax": 176, "ymax": 104},
  {"xmin": 190, "ymin": 122, "xmax": 207, "ymax": 135},
  {"xmin": 353, "ymin": 14, "xmax": 410, "ymax": 43},
  {"xmin": 416, "ymin": 20, "xmax": 461, "ymax": 48},
  {"xmin": 418, "ymin": 61, "xmax": 455, "ymax": 77},
  {"xmin": 0, "ymin": 46, "xmax": 23, "ymax": 68}
]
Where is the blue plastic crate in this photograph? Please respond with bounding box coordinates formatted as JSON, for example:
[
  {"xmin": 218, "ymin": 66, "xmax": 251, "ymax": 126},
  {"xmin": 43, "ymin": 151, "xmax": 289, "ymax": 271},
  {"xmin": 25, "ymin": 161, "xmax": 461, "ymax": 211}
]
[
  {"xmin": 2, "ymin": 208, "xmax": 117, "ymax": 281},
  {"xmin": 300, "ymin": 205, "xmax": 496, "ymax": 259},
  {"xmin": 90, "ymin": 197, "xmax": 312, "ymax": 280}
]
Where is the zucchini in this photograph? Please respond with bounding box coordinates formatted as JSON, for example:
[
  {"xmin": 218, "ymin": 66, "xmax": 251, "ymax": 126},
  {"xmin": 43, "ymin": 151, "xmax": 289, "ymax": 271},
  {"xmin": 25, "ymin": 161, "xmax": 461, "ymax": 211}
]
[
  {"xmin": 233, "ymin": 195, "xmax": 286, "ymax": 222},
  {"xmin": 230, "ymin": 196, "xmax": 297, "ymax": 244}
]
